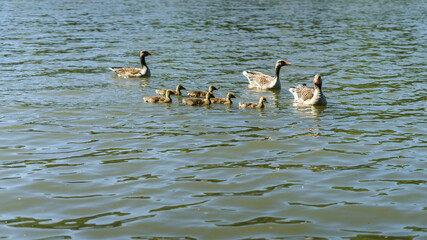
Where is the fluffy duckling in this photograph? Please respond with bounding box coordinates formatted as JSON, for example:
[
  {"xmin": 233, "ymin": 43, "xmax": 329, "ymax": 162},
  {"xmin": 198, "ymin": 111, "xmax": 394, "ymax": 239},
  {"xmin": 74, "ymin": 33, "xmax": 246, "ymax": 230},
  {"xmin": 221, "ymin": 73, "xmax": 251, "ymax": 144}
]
[
  {"xmin": 239, "ymin": 96, "xmax": 268, "ymax": 109},
  {"xmin": 211, "ymin": 92, "xmax": 236, "ymax": 104},
  {"xmin": 187, "ymin": 85, "xmax": 217, "ymax": 98},
  {"xmin": 109, "ymin": 50, "xmax": 153, "ymax": 78},
  {"xmin": 182, "ymin": 92, "xmax": 214, "ymax": 106},
  {"xmin": 144, "ymin": 90, "xmax": 172, "ymax": 104},
  {"xmin": 156, "ymin": 84, "xmax": 186, "ymax": 96},
  {"xmin": 289, "ymin": 75, "xmax": 327, "ymax": 106},
  {"xmin": 243, "ymin": 60, "xmax": 291, "ymax": 90}
]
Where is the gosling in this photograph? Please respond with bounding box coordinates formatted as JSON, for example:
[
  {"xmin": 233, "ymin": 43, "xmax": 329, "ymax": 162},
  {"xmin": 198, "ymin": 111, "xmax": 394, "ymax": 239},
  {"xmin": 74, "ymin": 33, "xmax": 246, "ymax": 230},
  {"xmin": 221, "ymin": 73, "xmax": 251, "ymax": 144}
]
[
  {"xmin": 156, "ymin": 84, "xmax": 186, "ymax": 96},
  {"xmin": 211, "ymin": 92, "xmax": 236, "ymax": 104},
  {"xmin": 239, "ymin": 96, "xmax": 268, "ymax": 109},
  {"xmin": 144, "ymin": 90, "xmax": 173, "ymax": 103},
  {"xmin": 182, "ymin": 92, "xmax": 214, "ymax": 106},
  {"xmin": 187, "ymin": 85, "xmax": 217, "ymax": 98}
]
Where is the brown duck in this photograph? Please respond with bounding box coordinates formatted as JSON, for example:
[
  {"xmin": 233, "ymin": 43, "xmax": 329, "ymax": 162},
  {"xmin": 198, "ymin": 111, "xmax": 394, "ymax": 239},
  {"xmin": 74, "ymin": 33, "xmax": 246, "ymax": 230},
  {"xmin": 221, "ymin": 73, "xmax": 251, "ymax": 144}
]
[{"xmin": 109, "ymin": 50, "xmax": 153, "ymax": 78}]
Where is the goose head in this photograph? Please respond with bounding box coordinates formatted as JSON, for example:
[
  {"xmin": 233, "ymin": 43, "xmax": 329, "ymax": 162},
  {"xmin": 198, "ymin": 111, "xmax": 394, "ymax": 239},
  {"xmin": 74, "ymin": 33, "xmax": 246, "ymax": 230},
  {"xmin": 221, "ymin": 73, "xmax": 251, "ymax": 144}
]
[
  {"xmin": 177, "ymin": 84, "xmax": 186, "ymax": 90},
  {"xmin": 208, "ymin": 85, "xmax": 218, "ymax": 92},
  {"xmin": 277, "ymin": 60, "xmax": 292, "ymax": 67},
  {"xmin": 165, "ymin": 90, "xmax": 173, "ymax": 97},
  {"xmin": 260, "ymin": 96, "xmax": 268, "ymax": 103},
  {"xmin": 227, "ymin": 92, "xmax": 236, "ymax": 99},
  {"xmin": 313, "ymin": 75, "xmax": 323, "ymax": 89},
  {"xmin": 140, "ymin": 50, "xmax": 153, "ymax": 57}
]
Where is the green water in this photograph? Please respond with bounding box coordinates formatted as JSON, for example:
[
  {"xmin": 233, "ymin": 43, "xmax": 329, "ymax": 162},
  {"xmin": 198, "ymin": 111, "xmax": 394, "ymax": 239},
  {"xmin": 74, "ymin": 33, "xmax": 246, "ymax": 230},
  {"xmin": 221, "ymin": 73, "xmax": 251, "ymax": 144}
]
[{"xmin": 1, "ymin": 0, "xmax": 426, "ymax": 239}]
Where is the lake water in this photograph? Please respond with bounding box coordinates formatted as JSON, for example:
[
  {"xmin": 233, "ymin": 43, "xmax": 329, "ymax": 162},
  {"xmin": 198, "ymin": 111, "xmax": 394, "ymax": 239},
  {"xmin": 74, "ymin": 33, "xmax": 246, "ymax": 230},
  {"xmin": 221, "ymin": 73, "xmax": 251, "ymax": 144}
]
[{"xmin": 1, "ymin": 0, "xmax": 426, "ymax": 239}]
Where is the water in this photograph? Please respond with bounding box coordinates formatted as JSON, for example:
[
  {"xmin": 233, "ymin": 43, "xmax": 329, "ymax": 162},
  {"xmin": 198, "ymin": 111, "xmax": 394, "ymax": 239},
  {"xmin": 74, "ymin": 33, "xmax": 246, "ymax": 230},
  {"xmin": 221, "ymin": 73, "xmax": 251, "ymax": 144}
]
[{"xmin": 1, "ymin": 0, "xmax": 426, "ymax": 239}]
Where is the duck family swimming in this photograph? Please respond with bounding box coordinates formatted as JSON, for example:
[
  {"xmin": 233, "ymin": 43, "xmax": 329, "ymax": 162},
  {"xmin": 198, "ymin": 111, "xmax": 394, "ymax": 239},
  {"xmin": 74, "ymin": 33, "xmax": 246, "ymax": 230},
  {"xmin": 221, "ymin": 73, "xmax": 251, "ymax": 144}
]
[{"xmin": 111, "ymin": 51, "xmax": 327, "ymax": 108}]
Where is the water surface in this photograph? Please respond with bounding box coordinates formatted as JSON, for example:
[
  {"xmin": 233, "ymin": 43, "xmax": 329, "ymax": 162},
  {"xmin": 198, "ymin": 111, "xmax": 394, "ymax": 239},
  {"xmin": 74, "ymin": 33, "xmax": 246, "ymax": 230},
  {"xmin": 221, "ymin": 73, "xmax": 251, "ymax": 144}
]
[{"xmin": 1, "ymin": 0, "xmax": 426, "ymax": 239}]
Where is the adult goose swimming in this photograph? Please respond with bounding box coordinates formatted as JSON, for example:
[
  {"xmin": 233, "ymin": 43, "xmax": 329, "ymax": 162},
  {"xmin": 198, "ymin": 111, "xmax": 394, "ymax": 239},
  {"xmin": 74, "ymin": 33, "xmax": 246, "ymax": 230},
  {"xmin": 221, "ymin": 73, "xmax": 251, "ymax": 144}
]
[
  {"xmin": 156, "ymin": 84, "xmax": 186, "ymax": 96},
  {"xmin": 144, "ymin": 90, "xmax": 172, "ymax": 104},
  {"xmin": 182, "ymin": 92, "xmax": 214, "ymax": 106},
  {"xmin": 239, "ymin": 96, "xmax": 268, "ymax": 109},
  {"xmin": 243, "ymin": 60, "xmax": 291, "ymax": 90},
  {"xmin": 109, "ymin": 50, "xmax": 153, "ymax": 78},
  {"xmin": 289, "ymin": 75, "xmax": 327, "ymax": 106},
  {"xmin": 187, "ymin": 85, "xmax": 217, "ymax": 98},
  {"xmin": 211, "ymin": 92, "xmax": 236, "ymax": 104}
]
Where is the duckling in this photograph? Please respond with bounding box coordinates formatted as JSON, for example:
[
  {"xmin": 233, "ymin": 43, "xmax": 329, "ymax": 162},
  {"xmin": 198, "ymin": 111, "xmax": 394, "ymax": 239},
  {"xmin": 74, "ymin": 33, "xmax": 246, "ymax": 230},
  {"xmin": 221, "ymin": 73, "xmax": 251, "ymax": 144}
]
[
  {"xmin": 211, "ymin": 92, "xmax": 236, "ymax": 104},
  {"xmin": 187, "ymin": 85, "xmax": 217, "ymax": 98},
  {"xmin": 182, "ymin": 92, "xmax": 214, "ymax": 106},
  {"xmin": 239, "ymin": 96, "xmax": 268, "ymax": 109},
  {"xmin": 109, "ymin": 50, "xmax": 153, "ymax": 78},
  {"xmin": 156, "ymin": 84, "xmax": 186, "ymax": 96},
  {"xmin": 289, "ymin": 75, "xmax": 327, "ymax": 106},
  {"xmin": 143, "ymin": 90, "xmax": 172, "ymax": 103}
]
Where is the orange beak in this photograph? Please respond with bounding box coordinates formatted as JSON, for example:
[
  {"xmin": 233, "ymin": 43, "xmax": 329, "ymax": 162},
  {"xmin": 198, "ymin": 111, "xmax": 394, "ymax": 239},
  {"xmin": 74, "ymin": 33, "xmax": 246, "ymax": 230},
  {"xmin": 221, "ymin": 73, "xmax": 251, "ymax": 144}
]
[
  {"xmin": 285, "ymin": 61, "xmax": 291, "ymax": 65},
  {"xmin": 148, "ymin": 52, "xmax": 153, "ymax": 55}
]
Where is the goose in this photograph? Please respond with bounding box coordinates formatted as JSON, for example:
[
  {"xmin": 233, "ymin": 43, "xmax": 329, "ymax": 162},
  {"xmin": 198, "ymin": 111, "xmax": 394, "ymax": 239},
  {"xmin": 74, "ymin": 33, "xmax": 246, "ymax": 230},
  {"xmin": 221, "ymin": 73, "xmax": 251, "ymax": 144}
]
[
  {"xmin": 109, "ymin": 50, "xmax": 153, "ymax": 78},
  {"xmin": 211, "ymin": 92, "xmax": 236, "ymax": 104},
  {"xmin": 182, "ymin": 92, "xmax": 214, "ymax": 106},
  {"xmin": 239, "ymin": 96, "xmax": 268, "ymax": 109},
  {"xmin": 289, "ymin": 75, "xmax": 327, "ymax": 106},
  {"xmin": 156, "ymin": 84, "xmax": 186, "ymax": 96},
  {"xmin": 143, "ymin": 90, "xmax": 172, "ymax": 103},
  {"xmin": 187, "ymin": 85, "xmax": 217, "ymax": 98},
  {"xmin": 243, "ymin": 60, "xmax": 291, "ymax": 90}
]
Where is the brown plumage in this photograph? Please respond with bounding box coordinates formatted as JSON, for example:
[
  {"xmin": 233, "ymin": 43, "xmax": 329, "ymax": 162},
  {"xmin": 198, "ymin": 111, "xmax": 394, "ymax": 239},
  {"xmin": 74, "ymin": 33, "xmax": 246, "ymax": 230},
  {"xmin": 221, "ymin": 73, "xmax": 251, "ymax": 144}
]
[
  {"xmin": 109, "ymin": 50, "xmax": 153, "ymax": 78},
  {"xmin": 156, "ymin": 84, "xmax": 186, "ymax": 96},
  {"xmin": 290, "ymin": 83, "xmax": 314, "ymax": 101},
  {"xmin": 289, "ymin": 75, "xmax": 327, "ymax": 106},
  {"xmin": 243, "ymin": 60, "xmax": 291, "ymax": 90},
  {"xmin": 239, "ymin": 96, "xmax": 268, "ymax": 109},
  {"xmin": 182, "ymin": 92, "xmax": 214, "ymax": 106},
  {"xmin": 211, "ymin": 92, "xmax": 236, "ymax": 104},
  {"xmin": 144, "ymin": 90, "xmax": 172, "ymax": 103},
  {"xmin": 187, "ymin": 85, "xmax": 217, "ymax": 98}
]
